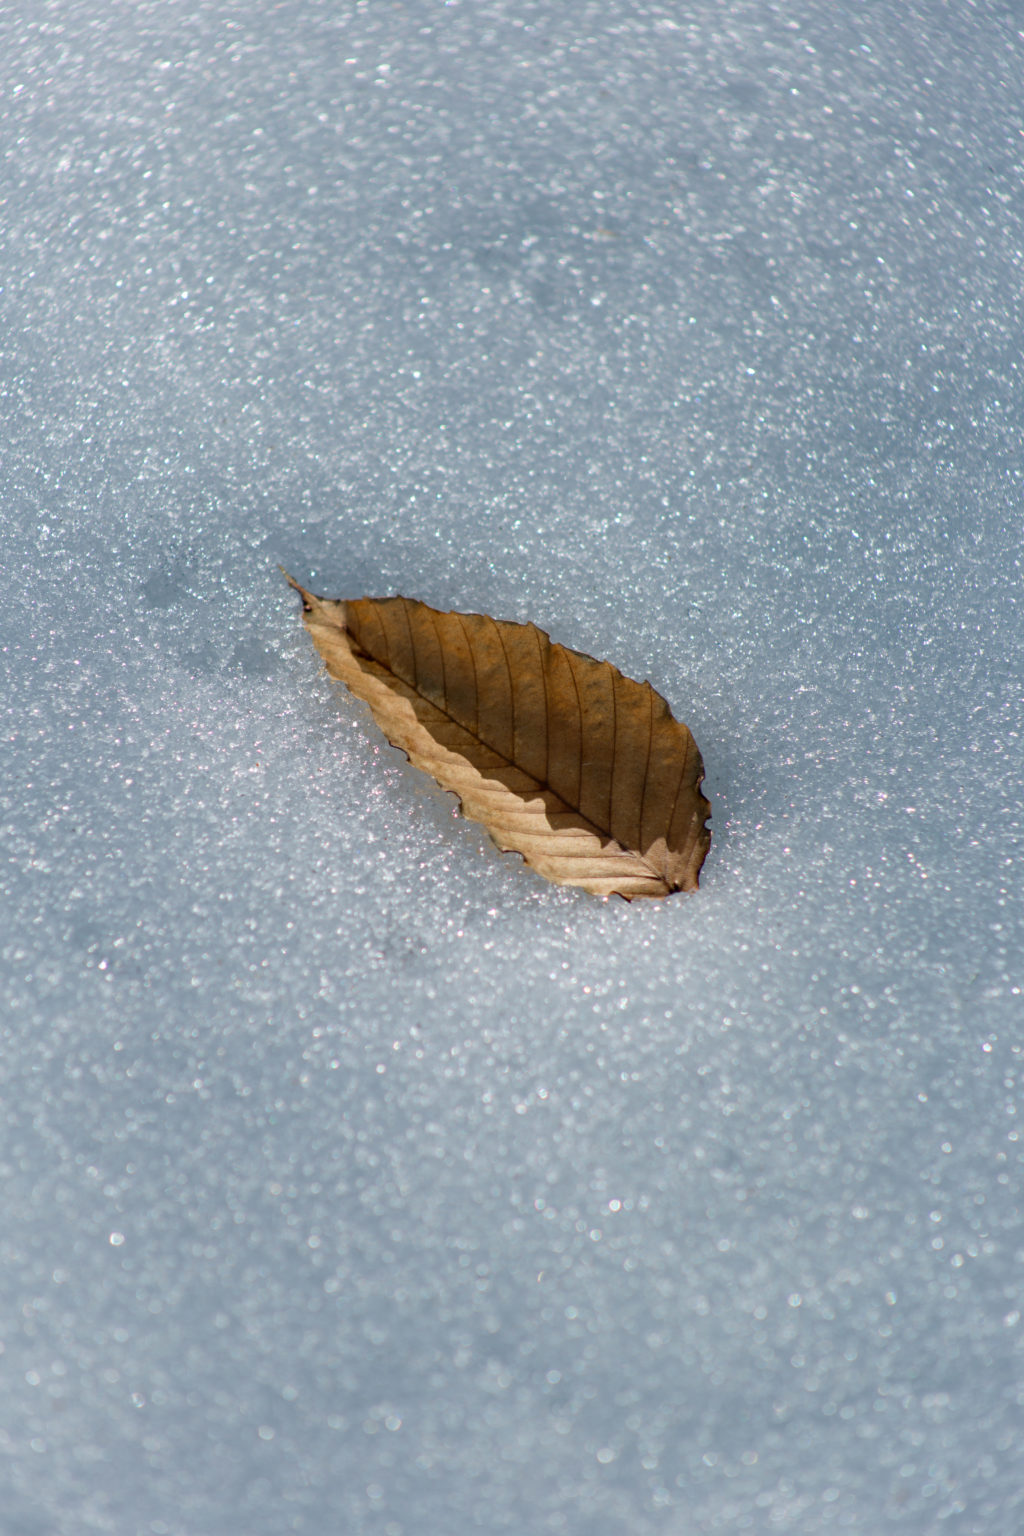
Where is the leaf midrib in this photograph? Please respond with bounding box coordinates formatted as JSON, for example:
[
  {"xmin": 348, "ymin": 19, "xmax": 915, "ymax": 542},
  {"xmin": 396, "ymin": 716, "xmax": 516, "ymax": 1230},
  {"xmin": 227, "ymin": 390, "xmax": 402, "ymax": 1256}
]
[{"xmin": 348, "ymin": 614, "xmax": 663, "ymax": 878}]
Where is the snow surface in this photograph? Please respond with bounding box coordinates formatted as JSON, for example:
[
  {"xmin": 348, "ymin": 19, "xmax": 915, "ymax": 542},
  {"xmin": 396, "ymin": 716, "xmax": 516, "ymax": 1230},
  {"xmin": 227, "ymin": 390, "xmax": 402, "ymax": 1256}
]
[{"xmin": 2, "ymin": 1, "xmax": 1023, "ymax": 1532}]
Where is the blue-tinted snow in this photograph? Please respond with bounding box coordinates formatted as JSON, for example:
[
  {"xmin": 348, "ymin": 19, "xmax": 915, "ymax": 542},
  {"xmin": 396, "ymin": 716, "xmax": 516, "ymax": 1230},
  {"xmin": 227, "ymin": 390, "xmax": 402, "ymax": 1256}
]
[{"xmin": 2, "ymin": 1, "xmax": 1023, "ymax": 1532}]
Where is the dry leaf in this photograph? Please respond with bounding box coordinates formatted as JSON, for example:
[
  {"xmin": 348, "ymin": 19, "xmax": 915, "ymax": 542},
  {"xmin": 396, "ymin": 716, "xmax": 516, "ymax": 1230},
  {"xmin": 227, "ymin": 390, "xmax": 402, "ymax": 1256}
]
[{"xmin": 286, "ymin": 574, "xmax": 710, "ymax": 899}]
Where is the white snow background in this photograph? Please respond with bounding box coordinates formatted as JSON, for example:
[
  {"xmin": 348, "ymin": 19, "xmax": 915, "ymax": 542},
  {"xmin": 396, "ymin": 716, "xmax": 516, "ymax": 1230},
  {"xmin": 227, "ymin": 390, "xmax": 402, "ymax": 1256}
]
[{"xmin": 2, "ymin": 1, "xmax": 1023, "ymax": 1532}]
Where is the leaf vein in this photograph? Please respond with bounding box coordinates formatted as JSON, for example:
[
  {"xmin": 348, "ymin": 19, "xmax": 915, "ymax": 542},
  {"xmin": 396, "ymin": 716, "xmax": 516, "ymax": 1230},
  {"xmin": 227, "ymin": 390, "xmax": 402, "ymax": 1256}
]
[
  {"xmin": 637, "ymin": 684, "xmax": 653, "ymax": 852},
  {"xmin": 401, "ymin": 597, "xmax": 418, "ymax": 690}
]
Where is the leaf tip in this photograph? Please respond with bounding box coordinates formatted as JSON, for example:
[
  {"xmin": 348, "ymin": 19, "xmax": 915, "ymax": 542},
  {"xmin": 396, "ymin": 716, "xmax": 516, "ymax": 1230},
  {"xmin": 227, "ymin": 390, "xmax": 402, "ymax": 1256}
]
[{"xmin": 280, "ymin": 567, "xmax": 318, "ymax": 613}]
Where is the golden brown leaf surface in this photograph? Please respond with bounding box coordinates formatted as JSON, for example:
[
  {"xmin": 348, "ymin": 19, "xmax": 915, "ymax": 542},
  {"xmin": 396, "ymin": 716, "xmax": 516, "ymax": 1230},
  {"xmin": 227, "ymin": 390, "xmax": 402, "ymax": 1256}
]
[{"xmin": 287, "ymin": 575, "xmax": 710, "ymax": 899}]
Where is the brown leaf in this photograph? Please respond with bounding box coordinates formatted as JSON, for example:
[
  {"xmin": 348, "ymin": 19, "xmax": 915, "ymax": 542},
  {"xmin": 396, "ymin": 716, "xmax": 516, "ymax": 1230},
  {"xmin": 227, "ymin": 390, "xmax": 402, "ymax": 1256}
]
[{"xmin": 286, "ymin": 574, "xmax": 710, "ymax": 899}]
